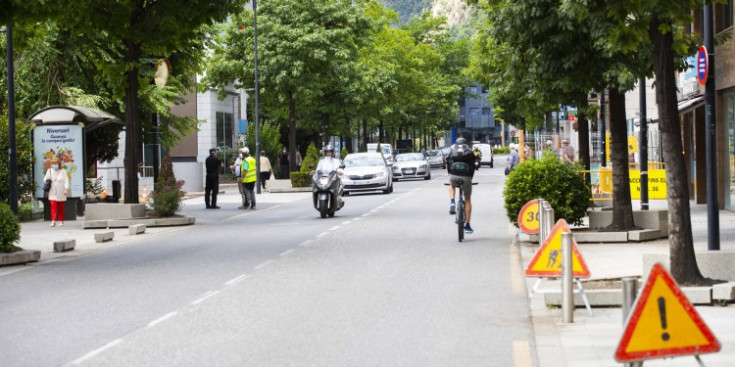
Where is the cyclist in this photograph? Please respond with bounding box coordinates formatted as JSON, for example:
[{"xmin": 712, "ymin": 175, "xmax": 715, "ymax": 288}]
[{"xmin": 447, "ymin": 137, "xmax": 476, "ymax": 234}]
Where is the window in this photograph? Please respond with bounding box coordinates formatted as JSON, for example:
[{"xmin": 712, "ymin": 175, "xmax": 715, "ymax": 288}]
[
  {"xmin": 482, "ymin": 107, "xmax": 492, "ymax": 115},
  {"xmin": 469, "ymin": 108, "xmax": 480, "ymax": 117},
  {"xmin": 216, "ymin": 112, "xmax": 233, "ymax": 148},
  {"xmin": 716, "ymin": 0, "xmax": 733, "ymax": 33}
]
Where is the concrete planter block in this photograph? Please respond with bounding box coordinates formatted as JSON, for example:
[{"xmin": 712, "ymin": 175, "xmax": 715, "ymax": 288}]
[
  {"xmin": 0, "ymin": 249, "xmax": 41, "ymax": 266},
  {"xmin": 628, "ymin": 229, "xmax": 661, "ymax": 242},
  {"xmin": 573, "ymin": 231, "xmax": 628, "ymax": 243},
  {"xmin": 682, "ymin": 287, "xmax": 712, "ymax": 304},
  {"xmin": 544, "ymin": 289, "xmax": 622, "ymax": 307},
  {"xmin": 94, "ymin": 231, "xmax": 114, "ymax": 243},
  {"xmin": 644, "ymin": 252, "xmax": 735, "ymax": 282},
  {"xmin": 128, "ymin": 224, "xmax": 146, "ymax": 235},
  {"xmin": 85, "ymin": 203, "xmax": 146, "ymax": 221},
  {"xmin": 713, "ymin": 282, "xmax": 735, "ymax": 302},
  {"xmin": 53, "ymin": 239, "xmax": 76, "ymax": 252},
  {"xmin": 589, "ymin": 210, "xmax": 667, "ymax": 237}
]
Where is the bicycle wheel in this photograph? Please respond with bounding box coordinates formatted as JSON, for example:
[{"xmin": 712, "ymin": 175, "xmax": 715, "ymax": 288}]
[{"xmin": 456, "ymin": 198, "xmax": 465, "ymax": 242}]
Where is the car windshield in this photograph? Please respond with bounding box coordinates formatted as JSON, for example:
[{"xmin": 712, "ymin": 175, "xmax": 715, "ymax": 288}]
[
  {"xmin": 395, "ymin": 153, "xmax": 425, "ymax": 162},
  {"xmin": 426, "ymin": 150, "xmax": 441, "ymax": 157},
  {"xmin": 344, "ymin": 155, "xmax": 384, "ymax": 167}
]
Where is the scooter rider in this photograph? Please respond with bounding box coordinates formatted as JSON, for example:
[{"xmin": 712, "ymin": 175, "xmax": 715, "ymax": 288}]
[
  {"xmin": 473, "ymin": 146, "xmax": 482, "ymax": 170},
  {"xmin": 316, "ymin": 144, "xmax": 342, "ymax": 174}
]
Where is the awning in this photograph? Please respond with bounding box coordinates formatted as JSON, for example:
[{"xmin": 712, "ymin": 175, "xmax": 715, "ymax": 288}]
[
  {"xmin": 677, "ymin": 96, "xmax": 704, "ymax": 113},
  {"xmin": 27, "ymin": 105, "xmax": 123, "ymax": 132}
]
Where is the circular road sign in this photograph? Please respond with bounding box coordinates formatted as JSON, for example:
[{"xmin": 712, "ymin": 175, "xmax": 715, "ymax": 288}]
[
  {"xmin": 518, "ymin": 199, "xmax": 540, "ymax": 234},
  {"xmin": 697, "ymin": 46, "xmax": 708, "ymax": 86}
]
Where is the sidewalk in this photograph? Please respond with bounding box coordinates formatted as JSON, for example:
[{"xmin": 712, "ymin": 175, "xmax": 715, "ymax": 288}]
[
  {"xmin": 3, "ymin": 185, "xmax": 310, "ymax": 277},
  {"xmin": 524, "ymin": 201, "xmax": 735, "ymax": 366}
]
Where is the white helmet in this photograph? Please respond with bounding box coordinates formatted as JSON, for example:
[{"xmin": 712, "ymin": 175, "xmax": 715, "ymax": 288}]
[{"xmin": 242, "ymin": 147, "xmax": 250, "ymax": 155}]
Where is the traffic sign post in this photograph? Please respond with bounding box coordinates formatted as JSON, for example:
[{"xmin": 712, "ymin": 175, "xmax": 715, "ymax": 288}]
[
  {"xmin": 615, "ymin": 263, "xmax": 721, "ymax": 363},
  {"xmin": 518, "ymin": 199, "xmax": 540, "ymax": 235}
]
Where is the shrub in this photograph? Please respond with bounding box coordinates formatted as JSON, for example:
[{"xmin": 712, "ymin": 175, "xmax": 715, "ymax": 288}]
[
  {"xmin": 300, "ymin": 143, "xmax": 320, "ymax": 173},
  {"xmin": 85, "ymin": 177, "xmax": 105, "ymax": 200},
  {"xmin": 151, "ymin": 154, "xmax": 185, "ymax": 217},
  {"xmin": 494, "ymin": 146, "xmax": 510, "ymax": 155},
  {"xmin": 0, "ymin": 203, "xmax": 21, "ymax": 253},
  {"xmin": 503, "ymin": 153, "xmax": 590, "ymax": 227},
  {"xmin": 0, "ymin": 118, "xmax": 34, "ymax": 203},
  {"xmin": 290, "ymin": 171, "xmax": 312, "ymax": 188},
  {"xmin": 340, "ymin": 147, "xmax": 348, "ymax": 160},
  {"xmin": 18, "ymin": 203, "xmax": 33, "ymax": 222}
]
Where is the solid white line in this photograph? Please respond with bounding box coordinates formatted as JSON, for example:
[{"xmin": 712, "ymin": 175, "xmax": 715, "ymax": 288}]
[
  {"xmin": 147, "ymin": 311, "xmax": 178, "ymax": 328},
  {"xmin": 68, "ymin": 339, "xmax": 123, "ymax": 365},
  {"xmin": 280, "ymin": 249, "xmax": 295, "ymax": 257},
  {"xmin": 225, "ymin": 274, "xmax": 250, "ymax": 285},
  {"xmin": 316, "ymin": 232, "xmax": 329, "ymax": 238},
  {"xmin": 298, "ymin": 239, "xmax": 313, "ymax": 247},
  {"xmin": 329, "ymin": 226, "xmax": 340, "ymax": 231},
  {"xmin": 254, "ymin": 260, "xmax": 273, "ymax": 270},
  {"xmin": 192, "ymin": 290, "xmax": 220, "ymax": 305}
]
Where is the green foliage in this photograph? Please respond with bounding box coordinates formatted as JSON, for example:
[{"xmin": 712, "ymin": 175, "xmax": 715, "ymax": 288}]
[
  {"xmin": 0, "ymin": 118, "xmax": 35, "ymax": 203},
  {"xmin": 245, "ymin": 121, "xmax": 281, "ymax": 165},
  {"xmin": 85, "ymin": 177, "xmax": 105, "ymax": 199},
  {"xmin": 494, "ymin": 146, "xmax": 510, "ymax": 155},
  {"xmin": 340, "ymin": 147, "xmax": 349, "ymax": 160},
  {"xmin": 376, "ymin": 142, "xmax": 382, "ymax": 153},
  {"xmin": 301, "ymin": 143, "xmax": 321, "ymax": 173},
  {"xmin": 151, "ymin": 155, "xmax": 185, "ymax": 217},
  {"xmin": 18, "ymin": 203, "xmax": 33, "ymax": 222},
  {"xmin": 290, "ymin": 172, "xmax": 312, "ymax": 188},
  {"xmin": 503, "ymin": 154, "xmax": 590, "ymax": 227},
  {"xmin": 0, "ymin": 203, "xmax": 21, "ymax": 253}
]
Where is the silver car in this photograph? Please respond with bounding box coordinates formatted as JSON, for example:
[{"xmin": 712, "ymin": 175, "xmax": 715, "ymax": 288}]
[
  {"xmin": 392, "ymin": 153, "xmax": 431, "ymax": 181},
  {"xmin": 341, "ymin": 153, "xmax": 394, "ymax": 195},
  {"xmin": 425, "ymin": 149, "xmax": 446, "ymax": 169}
]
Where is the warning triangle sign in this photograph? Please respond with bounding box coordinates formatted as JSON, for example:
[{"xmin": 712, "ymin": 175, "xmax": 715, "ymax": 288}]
[
  {"xmin": 614, "ymin": 263, "xmax": 721, "ymax": 362},
  {"xmin": 524, "ymin": 219, "xmax": 591, "ymax": 278}
]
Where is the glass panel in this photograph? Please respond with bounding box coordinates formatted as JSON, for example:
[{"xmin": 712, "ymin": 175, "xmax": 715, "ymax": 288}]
[{"xmin": 727, "ymin": 94, "xmax": 735, "ymax": 210}]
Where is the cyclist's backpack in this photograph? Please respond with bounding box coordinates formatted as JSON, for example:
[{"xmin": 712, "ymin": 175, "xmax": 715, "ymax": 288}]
[{"xmin": 448, "ymin": 146, "xmax": 472, "ymax": 176}]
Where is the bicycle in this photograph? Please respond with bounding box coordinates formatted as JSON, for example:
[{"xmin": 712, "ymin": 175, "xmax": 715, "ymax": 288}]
[{"xmin": 445, "ymin": 179, "xmax": 478, "ymax": 242}]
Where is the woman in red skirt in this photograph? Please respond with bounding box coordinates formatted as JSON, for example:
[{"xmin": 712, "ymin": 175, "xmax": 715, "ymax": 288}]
[{"xmin": 44, "ymin": 157, "xmax": 69, "ymax": 227}]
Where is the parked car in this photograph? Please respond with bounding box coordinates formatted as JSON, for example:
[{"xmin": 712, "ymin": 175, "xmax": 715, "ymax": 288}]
[
  {"xmin": 341, "ymin": 152, "xmax": 393, "ymax": 195},
  {"xmin": 473, "ymin": 143, "xmax": 494, "ymax": 168},
  {"xmin": 425, "ymin": 149, "xmax": 446, "ymax": 169},
  {"xmin": 392, "ymin": 153, "xmax": 431, "ymax": 181}
]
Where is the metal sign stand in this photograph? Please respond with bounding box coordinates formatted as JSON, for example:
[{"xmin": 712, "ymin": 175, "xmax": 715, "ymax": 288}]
[{"xmin": 528, "ymin": 277, "xmax": 593, "ymax": 316}]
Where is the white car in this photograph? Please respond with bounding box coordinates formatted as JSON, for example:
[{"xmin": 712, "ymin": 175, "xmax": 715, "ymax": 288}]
[
  {"xmin": 392, "ymin": 153, "xmax": 431, "ymax": 180},
  {"xmin": 341, "ymin": 153, "xmax": 394, "ymax": 195}
]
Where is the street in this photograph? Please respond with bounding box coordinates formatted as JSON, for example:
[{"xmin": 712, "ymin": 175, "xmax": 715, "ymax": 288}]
[{"xmin": 0, "ymin": 165, "xmax": 537, "ymax": 367}]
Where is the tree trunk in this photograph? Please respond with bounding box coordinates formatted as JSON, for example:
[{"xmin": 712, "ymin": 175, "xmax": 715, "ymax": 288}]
[
  {"xmin": 362, "ymin": 119, "xmax": 368, "ymax": 150},
  {"xmin": 379, "ymin": 120, "xmax": 384, "ymax": 142},
  {"xmin": 288, "ymin": 90, "xmax": 296, "ymax": 173},
  {"xmin": 649, "ymin": 15, "xmax": 704, "ymax": 284},
  {"xmin": 123, "ymin": 42, "xmax": 142, "ymax": 204},
  {"xmin": 545, "ymin": 111, "xmax": 553, "ymax": 133},
  {"xmin": 608, "ymin": 88, "xmax": 635, "ymax": 229}
]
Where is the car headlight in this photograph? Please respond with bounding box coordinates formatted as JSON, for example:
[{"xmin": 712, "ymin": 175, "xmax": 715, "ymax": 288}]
[
  {"xmin": 420, "ymin": 164, "xmax": 427, "ymax": 169},
  {"xmin": 375, "ymin": 171, "xmax": 385, "ymax": 178}
]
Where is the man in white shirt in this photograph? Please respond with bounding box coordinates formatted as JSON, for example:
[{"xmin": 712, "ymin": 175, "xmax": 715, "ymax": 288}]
[
  {"xmin": 316, "ymin": 145, "xmax": 343, "ymax": 174},
  {"xmin": 230, "ymin": 148, "xmax": 247, "ymax": 208}
]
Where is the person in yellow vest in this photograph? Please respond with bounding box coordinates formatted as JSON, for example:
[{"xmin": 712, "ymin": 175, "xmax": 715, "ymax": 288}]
[{"xmin": 240, "ymin": 147, "xmax": 258, "ymax": 210}]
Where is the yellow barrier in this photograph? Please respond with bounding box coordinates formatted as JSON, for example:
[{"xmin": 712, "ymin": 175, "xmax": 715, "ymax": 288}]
[{"xmin": 580, "ymin": 167, "xmax": 667, "ymax": 201}]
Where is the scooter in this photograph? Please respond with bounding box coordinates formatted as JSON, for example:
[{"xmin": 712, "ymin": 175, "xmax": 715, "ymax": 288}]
[{"xmin": 312, "ymin": 169, "xmax": 345, "ymax": 218}]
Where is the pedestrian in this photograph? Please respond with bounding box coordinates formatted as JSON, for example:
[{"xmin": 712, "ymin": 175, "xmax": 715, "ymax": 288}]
[
  {"xmin": 506, "ymin": 144, "xmax": 520, "ymax": 175},
  {"xmin": 523, "ymin": 143, "xmax": 534, "ymax": 161},
  {"xmin": 231, "ymin": 148, "xmax": 248, "ymax": 208},
  {"xmin": 240, "ymin": 147, "xmax": 257, "ymax": 209},
  {"xmin": 545, "ymin": 140, "xmax": 558, "ymax": 158},
  {"xmin": 259, "ymin": 150, "xmax": 275, "ymax": 190},
  {"xmin": 278, "ymin": 147, "xmax": 289, "ymax": 179},
  {"xmin": 44, "ymin": 157, "xmax": 69, "ymax": 227},
  {"xmin": 560, "ymin": 139, "xmax": 576, "ymax": 165},
  {"xmin": 295, "ymin": 148, "xmax": 303, "ymax": 172},
  {"xmin": 205, "ymin": 148, "xmax": 222, "ymax": 209}
]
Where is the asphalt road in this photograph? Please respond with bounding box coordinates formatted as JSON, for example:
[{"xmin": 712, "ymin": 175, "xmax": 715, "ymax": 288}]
[{"xmin": 0, "ymin": 163, "xmax": 536, "ymax": 367}]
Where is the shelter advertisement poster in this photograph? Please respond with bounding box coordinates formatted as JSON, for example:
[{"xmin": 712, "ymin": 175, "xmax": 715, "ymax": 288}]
[{"xmin": 33, "ymin": 125, "xmax": 84, "ymax": 198}]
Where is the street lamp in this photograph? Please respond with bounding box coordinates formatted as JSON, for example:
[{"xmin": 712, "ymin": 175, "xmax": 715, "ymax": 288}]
[{"xmin": 1, "ymin": 24, "xmax": 18, "ymax": 215}]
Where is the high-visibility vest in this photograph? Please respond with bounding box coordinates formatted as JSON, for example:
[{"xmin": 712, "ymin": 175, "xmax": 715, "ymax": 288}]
[{"xmin": 241, "ymin": 156, "xmax": 257, "ymax": 183}]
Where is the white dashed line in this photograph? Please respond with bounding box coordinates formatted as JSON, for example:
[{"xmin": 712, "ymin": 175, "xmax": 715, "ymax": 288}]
[
  {"xmin": 192, "ymin": 290, "xmax": 220, "ymax": 305},
  {"xmin": 255, "ymin": 260, "xmax": 273, "ymax": 270},
  {"xmin": 316, "ymin": 232, "xmax": 329, "ymax": 238},
  {"xmin": 298, "ymin": 240, "xmax": 313, "ymax": 247},
  {"xmin": 147, "ymin": 311, "xmax": 178, "ymax": 328},
  {"xmin": 225, "ymin": 274, "xmax": 251, "ymax": 285},
  {"xmin": 68, "ymin": 339, "xmax": 123, "ymax": 365},
  {"xmin": 341, "ymin": 221, "xmax": 351, "ymax": 225},
  {"xmin": 280, "ymin": 249, "xmax": 295, "ymax": 257},
  {"xmin": 329, "ymin": 226, "xmax": 340, "ymax": 231},
  {"xmin": 370, "ymin": 209, "xmax": 378, "ymax": 213}
]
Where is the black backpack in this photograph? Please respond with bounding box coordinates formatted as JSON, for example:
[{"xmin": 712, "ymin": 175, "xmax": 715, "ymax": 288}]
[{"xmin": 448, "ymin": 146, "xmax": 472, "ymax": 175}]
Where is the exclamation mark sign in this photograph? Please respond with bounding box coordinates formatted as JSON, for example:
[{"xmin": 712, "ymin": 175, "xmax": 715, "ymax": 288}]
[{"xmin": 658, "ymin": 297, "xmax": 670, "ymax": 341}]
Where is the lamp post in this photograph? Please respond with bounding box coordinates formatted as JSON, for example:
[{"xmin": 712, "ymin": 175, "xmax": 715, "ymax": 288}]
[
  {"xmin": 703, "ymin": 3, "xmax": 720, "ymax": 250},
  {"xmin": 2, "ymin": 24, "xmax": 18, "ymax": 215},
  {"xmin": 253, "ymin": 0, "xmax": 261, "ymax": 194}
]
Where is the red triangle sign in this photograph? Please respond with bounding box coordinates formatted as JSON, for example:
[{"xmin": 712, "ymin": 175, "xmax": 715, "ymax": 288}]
[
  {"xmin": 614, "ymin": 263, "xmax": 721, "ymax": 362},
  {"xmin": 524, "ymin": 219, "xmax": 591, "ymax": 278}
]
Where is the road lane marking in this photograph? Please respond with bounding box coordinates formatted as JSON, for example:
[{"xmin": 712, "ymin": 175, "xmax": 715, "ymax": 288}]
[
  {"xmin": 69, "ymin": 339, "xmax": 123, "ymax": 365},
  {"xmin": 316, "ymin": 232, "xmax": 329, "ymax": 237},
  {"xmin": 280, "ymin": 249, "xmax": 295, "ymax": 257},
  {"xmin": 361, "ymin": 213, "xmax": 371, "ymax": 217},
  {"xmin": 513, "ymin": 340, "xmax": 532, "ymax": 367},
  {"xmin": 298, "ymin": 240, "xmax": 313, "ymax": 247},
  {"xmin": 510, "ymin": 244, "xmax": 523, "ymax": 294},
  {"xmin": 370, "ymin": 209, "xmax": 378, "ymax": 213},
  {"xmin": 254, "ymin": 260, "xmax": 273, "ymax": 270},
  {"xmin": 192, "ymin": 290, "xmax": 220, "ymax": 305},
  {"xmin": 329, "ymin": 226, "xmax": 340, "ymax": 231},
  {"xmin": 147, "ymin": 311, "xmax": 178, "ymax": 328},
  {"xmin": 341, "ymin": 220, "xmax": 351, "ymax": 225},
  {"xmin": 225, "ymin": 274, "xmax": 251, "ymax": 285}
]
